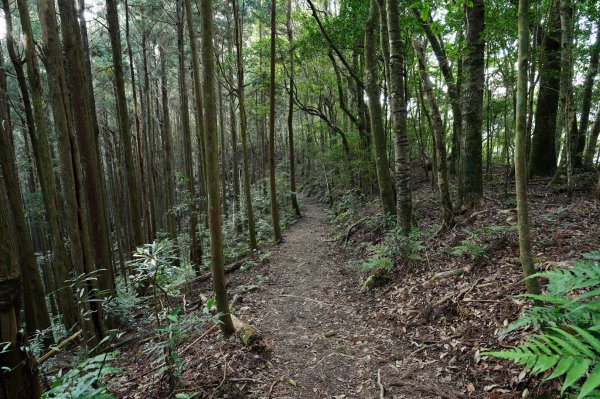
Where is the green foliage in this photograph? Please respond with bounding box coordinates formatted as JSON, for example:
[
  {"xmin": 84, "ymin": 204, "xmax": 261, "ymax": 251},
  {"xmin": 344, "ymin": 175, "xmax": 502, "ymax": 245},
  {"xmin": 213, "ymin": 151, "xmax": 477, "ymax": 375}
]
[
  {"xmin": 484, "ymin": 251, "xmax": 600, "ymax": 398},
  {"xmin": 128, "ymin": 239, "xmax": 191, "ymax": 297},
  {"xmin": 450, "ymin": 231, "xmax": 487, "ymax": 260},
  {"xmin": 385, "ymin": 227, "xmax": 425, "ymax": 262},
  {"xmin": 42, "ymin": 352, "xmax": 120, "ymax": 399}
]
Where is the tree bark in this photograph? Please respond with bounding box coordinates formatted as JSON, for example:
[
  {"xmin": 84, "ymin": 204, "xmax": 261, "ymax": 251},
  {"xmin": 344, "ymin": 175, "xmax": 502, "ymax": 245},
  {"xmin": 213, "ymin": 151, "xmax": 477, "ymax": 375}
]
[
  {"xmin": 57, "ymin": 0, "xmax": 115, "ymax": 298},
  {"xmin": 529, "ymin": 0, "xmax": 561, "ymax": 177},
  {"xmin": 0, "ymin": 181, "xmax": 42, "ymax": 399},
  {"xmin": 177, "ymin": 0, "xmax": 202, "ymax": 270},
  {"xmin": 106, "ymin": 0, "xmax": 144, "ymax": 246},
  {"xmin": 515, "ymin": 0, "xmax": 541, "ymax": 295},
  {"xmin": 269, "ymin": 0, "xmax": 283, "ymax": 241},
  {"xmin": 286, "ymin": 0, "xmax": 301, "ymax": 218},
  {"xmin": 414, "ymin": 41, "xmax": 453, "ymax": 231},
  {"xmin": 6, "ymin": 0, "xmax": 79, "ymax": 331},
  {"xmin": 384, "ymin": 0, "xmax": 412, "ymax": 233},
  {"xmin": 0, "ymin": 43, "xmax": 50, "ymax": 336},
  {"xmin": 200, "ymin": 0, "xmax": 235, "ymax": 337},
  {"xmin": 582, "ymin": 20, "xmax": 600, "ymax": 166},
  {"xmin": 233, "ymin": 0, "xmax": 258, "ymax": 249},
  {"xmin": 459, "ymin": 0, "xmax": 485, "ymax": 209},
  {"xmin": 364, "ymin": 0, "xmax": 396, "ymax": 216}
]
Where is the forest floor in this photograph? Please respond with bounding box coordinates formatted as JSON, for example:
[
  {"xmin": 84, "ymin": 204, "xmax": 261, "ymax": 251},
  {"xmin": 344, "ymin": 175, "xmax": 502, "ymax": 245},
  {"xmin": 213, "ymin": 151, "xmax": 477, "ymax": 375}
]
[{"xmin": 105, "ymin": 171, "xmax": 600, "ymax": 399}]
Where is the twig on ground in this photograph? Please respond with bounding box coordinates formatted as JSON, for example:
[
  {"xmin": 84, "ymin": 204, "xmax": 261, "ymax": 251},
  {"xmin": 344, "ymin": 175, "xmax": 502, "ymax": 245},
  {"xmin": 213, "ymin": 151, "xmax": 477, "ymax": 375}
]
[
  {"xmin": 377, "ymin": 368, "xmax": 385, "ymax": 399},
  {"xmin": 181, "ymin": 324, "xmax": 219, "ymax": 353},
  {"xmin": 39, "ymin": 330, "xmax": 82, "ymax": 364}
]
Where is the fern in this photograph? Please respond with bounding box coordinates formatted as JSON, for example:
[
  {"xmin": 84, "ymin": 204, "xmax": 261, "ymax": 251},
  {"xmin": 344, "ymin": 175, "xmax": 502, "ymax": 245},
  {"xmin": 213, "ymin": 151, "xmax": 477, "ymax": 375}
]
[
  {"xmin": 485, "ymin": 251, "xmax": 600, "ymax": 398},
  {"xmin": 485, "ymin": 325, "xmax": 600, "ymax": 397}
]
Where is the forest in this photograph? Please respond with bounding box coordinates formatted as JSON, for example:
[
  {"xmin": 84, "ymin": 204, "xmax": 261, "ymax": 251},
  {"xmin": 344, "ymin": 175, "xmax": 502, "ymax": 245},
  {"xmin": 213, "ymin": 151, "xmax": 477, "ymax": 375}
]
[{"xmin": 0, "ymin": 0, "xmax": 599, "ymax": 397}]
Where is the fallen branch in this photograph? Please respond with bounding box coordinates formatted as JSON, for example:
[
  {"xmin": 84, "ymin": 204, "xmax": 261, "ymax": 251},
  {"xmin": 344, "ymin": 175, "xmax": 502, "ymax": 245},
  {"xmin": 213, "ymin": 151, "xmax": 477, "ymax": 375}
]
[
  {"xmin": 425, "ymin": 267, "xmax": 469, "ymax": 287},
  {"xmin": 39, "ymin": 330, "xmax": 82, "ymax": 364},
  {"xmin": 190, "ymin": 254, "xmax": 257, "ymax": 284},
  {"xmin": 344, "ymin": 217, "xmax": 368, "ymax": 248},
  {"xmin": 377, "ymin": 369, "xmax": 385, "ymax": 399}
]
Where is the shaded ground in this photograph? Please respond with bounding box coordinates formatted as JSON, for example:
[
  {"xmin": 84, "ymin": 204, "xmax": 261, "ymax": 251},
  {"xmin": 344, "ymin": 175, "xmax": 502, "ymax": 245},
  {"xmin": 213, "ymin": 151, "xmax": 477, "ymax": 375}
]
[{"xmin": 108, "ymin": 172, "xmax": 599, "ymax": 398}]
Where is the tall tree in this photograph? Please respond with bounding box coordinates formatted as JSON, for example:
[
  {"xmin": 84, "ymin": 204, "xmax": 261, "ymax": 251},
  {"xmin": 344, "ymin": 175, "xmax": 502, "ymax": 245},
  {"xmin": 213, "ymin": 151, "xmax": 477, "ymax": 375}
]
[
  {"xmin": 0, "ymin": 43, "xmax": 50, "ymax": 335},
  {"xmin": 286, "ymin": 0, "xmax": 301, "ymax": 218},
  {"xmin": 5, "ymin": 0, "xmax": 79, "ymax": 331},
  {"xmin": 233, "ymin": 0, "xmax": 258, "ymax": 249},
  {"xmin": 0, "ymin": 180, "xmax": 42, "ymax": 399},
  {"xmin": 106, "ymin": 0, "xmax": 144, "ymax": 246},
  {"xmin": 414, "ymin": 41, "xmax": 453, "ymax": 231},
  {"xmin": 364, "ymin": 0, "xmax": 396, "ymax": 216},
  {"xmin": 200, "ymin": 0, "xmax": 235, "ymax": 336},
  {"xmin": 529, "ymin": 0, "xmax": 561, "ymax": 177},
  {"xmin": 582, "ymin": 20, "xmax": 600, "ymax": 167},
  {"xmin": 176, "ymin": 0, "xmax": 202, "ymax": 269},
  {"xmin": 57, "ymin": 0, "xmax": 115, "ymax": 298},
  {"xmin": 515, "ymin": 0, "xmax": 541, "ymax": 295},
  {"xmin": 459, "ymin": 0, "xmax": 485, "ymax": 209},
  {"xmin": 269, "ymin": 0, "xmax": 283, "ymax": 241},
  {"xmin": 384, "ymin": 0, "xmax": 412, "ymax": 233}
]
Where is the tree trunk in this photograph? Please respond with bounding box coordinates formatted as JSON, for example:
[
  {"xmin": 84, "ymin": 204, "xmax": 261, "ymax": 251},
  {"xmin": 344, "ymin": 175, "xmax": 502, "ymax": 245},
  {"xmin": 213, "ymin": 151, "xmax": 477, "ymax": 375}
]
[
  {"xmin": 0, "ymin": 43, "xmax": 50, "ymax": 336},
  {"xmin": 529, "ymin": 0, "xmax": 561, "ymax": 177},
  {"xmin": 200, "ymin": 0, "xmax": 235, "ymax": 337},
  {"xmin": 515, "ymin": 0, "xmax": 541, "ymax": 295},
  {"xmin": 459, "ymin": 0, "xmax": 485, "ymax": 209},
  {"xmin": 233, "ymin": 0, "xmax": 258, "ymax": 250},
  {"xmin": 286, "ymin": 0, "xmax": 301, "ymax": 218},
  {"xmin": 269, "ymin": 0, "xmax": 283, "ymax": 241},
  {"xmin": 559, "ymin": 0, "xmax": 575, "ymax": 198},
  {"xmin": 37, "ymin": 0, "xmax": 101, "ymax": 340},
  {"xmin": 177, "ymin": 0, "xmax": 202, "ymax": 270},
  {"xmin": 582, "ymin": 21, "xmax": 600, "ymax": 166},
  {"xmin": 159, "ymin": 45, "xmax": 177, "ymax": 238},
  {"xmin": 57, "ymin": 0, "xmax": 115, "ymax": 298},
  {"xmin": 411, "ymin": 7, "xmax": 462, "ymax": 176},
  {"xmin": 364, "ymin": 0, "xmax": 396, "ymax": 216},
  {"xmin": 0, "ymin": 181, "xmax": 42, "ymax": 399},
  {"xmin": 6, "ymin": 0, "xmax": 80, "ymax": 331},
  {"xmin": 414, "ymin": 41, "xmax": 454, "ymax": 231},
  {"xmin": 107, "ymin": 0, "xmax": 144, "ymax": 246},
  {"xmin": 384, "ymin": 0, "xmax": 412, "ymax": 233}
]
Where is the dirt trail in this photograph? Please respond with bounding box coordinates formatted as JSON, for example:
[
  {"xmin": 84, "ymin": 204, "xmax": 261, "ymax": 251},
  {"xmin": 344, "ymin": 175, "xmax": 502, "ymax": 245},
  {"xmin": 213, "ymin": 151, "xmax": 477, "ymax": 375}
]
[{"xmin": 241, "ymin": 199, "xmax": 389, "ymax": 398}]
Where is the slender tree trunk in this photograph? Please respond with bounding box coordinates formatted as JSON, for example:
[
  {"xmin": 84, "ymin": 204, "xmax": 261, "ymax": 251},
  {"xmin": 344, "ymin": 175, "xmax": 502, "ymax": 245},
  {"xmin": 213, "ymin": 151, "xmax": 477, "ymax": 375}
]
[
  {"xmin": 411, "ymin": 7, "xmax": 462, "ymax": 176},
  {"xmin": 200, "ymin": 0, "xmax": 235, "ymax": 336},
  {"xmin": 269, "ymin": 0, "xmax": 283, "ymax": 241},
  {"xmin": 364, "ymin": 0, "xmax": 396, "ymax": 216},
  {"xmin": 177, "ymin": 0, "xmax": 202, "ymax": 269},
  {"xmin": 414, "ymin": 41, "xmax": 453, "ymax": 231},
  {"xmin": 459, "ymin": 0, "xmax": 485, "ymax": 209},
  {"xmin": 286, "ymin": 0, "xmax": 301, "ymax": 217},
  {"xmin": 384, "ymin": 0, "xmax": 412, "ymax": 233},
  {"xmin": 233, "ymin": 0, "xmax": 258, "ymax": 250},
  {"xmin": 585, "ymin": 108, "xmax": 600, "ymax": 166},
  {"xmin": 515, "ymin": 0, "xmax": 541, "ymax": 295},
  {"xmin": 107, "ymin": 0, "xmax": 144, "ymax": 246},
  {"xmin": 160, "ymin": 46, "xmax": 177, "ymax": 238}
]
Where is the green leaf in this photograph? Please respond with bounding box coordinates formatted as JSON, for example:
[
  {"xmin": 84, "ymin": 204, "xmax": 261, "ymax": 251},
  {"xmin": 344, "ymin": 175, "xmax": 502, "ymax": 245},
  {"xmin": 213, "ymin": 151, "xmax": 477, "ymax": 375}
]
[
  {"xmin": 562, "ymin": 359, "xmax": 591, "ymax": 394},
  {"xmin": 579, "ymin": 364, "xmax": 600, "ymax": 399},
  {"xmin": 288, "ymin": 378, "xmax": 297, "ymax": 387}
]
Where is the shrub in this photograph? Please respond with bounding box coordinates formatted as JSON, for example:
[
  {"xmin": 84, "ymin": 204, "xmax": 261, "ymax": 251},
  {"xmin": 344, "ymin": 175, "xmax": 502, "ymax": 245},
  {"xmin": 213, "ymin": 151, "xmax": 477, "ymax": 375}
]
[{"xmin": 483, "ymin": 250, "xmax": 600, "ymax": 398}]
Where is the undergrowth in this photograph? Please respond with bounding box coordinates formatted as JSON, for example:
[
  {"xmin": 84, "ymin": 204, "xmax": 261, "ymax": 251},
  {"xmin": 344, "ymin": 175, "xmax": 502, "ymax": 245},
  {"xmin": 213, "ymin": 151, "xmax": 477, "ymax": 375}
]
[{"xmin": 484, "ymin": 250, "xmax": 600, "ymax": 398}]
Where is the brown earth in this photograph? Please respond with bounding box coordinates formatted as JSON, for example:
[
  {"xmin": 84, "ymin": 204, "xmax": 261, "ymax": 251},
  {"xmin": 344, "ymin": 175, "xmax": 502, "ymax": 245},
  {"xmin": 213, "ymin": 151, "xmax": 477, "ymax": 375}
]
[{"xmin": 108, "ymin": 175, "xmax": 600, "ymax": 399}]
